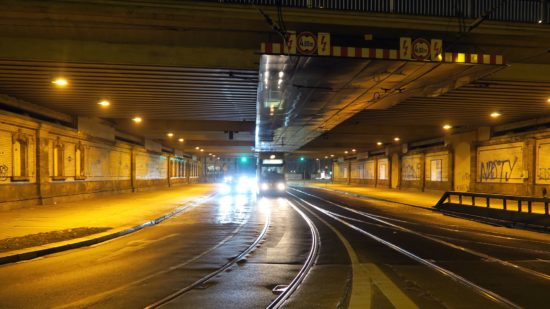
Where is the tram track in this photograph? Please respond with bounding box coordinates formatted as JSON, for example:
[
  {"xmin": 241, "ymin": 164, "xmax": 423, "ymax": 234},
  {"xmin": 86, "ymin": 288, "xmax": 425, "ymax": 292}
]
[
  {"xmin": 288, "ymin": 189, "xmax": 548, "ymax": 309},
  {"xmin": 144, "ymin": 195, "xmax": 322, "ymax": 309},
  {"xmin": 144, "ymin": 206, "xmax": 271, "ymax": 309},
  {"xmin": 313, "ymin": 186, "xmax": 550, "ymax": 246},
  {"xmin": 292, "ymin": 188, "xmax": 550, "ymax": 281}
]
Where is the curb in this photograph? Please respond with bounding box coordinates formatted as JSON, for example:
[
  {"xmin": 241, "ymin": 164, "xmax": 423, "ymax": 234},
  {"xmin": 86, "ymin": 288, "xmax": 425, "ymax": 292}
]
[
  {"xmin": 0, "ymin": 194, "xmax": 214, "ymax": 266},
  {"xmin": 304, "ymin": 185, "xmax": 435, "ymax": 210}
]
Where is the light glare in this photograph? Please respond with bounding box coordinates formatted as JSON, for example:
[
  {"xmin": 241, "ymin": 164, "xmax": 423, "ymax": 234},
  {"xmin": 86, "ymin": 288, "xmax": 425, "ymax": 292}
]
[
  {"xmin": 52, "ymin": 78, "xmax": 68, "ymax": 87},
  {"xmin": 132, "ymin": 117, "xmax": 142, "ymax": 123}
]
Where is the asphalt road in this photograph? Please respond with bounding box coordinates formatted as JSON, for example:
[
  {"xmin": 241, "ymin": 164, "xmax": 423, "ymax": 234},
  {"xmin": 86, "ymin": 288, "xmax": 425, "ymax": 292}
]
[{"xmin": 0, "ymin": 186, "xmax": 549, "ymax": 308}]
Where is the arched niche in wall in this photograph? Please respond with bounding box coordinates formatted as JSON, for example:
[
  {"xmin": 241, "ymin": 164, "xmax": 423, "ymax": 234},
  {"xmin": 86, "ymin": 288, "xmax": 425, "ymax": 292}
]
[
  {"xmin": 12, "ymin": 130, "xmax": 29, "ymax": 182},
  {"xmin": 52, "ymin": 137, "xmax": 66, "ymax": 181},
  {"xmin": 75, "ymin": 141, "xmax": 87, "ymax": 180}
]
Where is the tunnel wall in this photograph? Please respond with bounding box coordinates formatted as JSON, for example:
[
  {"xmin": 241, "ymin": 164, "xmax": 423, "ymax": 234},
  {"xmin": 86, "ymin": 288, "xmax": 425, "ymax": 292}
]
[
  {"xmin": 0, "ymin": 112, "xmax": 203, "ymax": 209},
  {"xmin": 336, "ymin": 127, "xmax": 550, "ymax": 197}
]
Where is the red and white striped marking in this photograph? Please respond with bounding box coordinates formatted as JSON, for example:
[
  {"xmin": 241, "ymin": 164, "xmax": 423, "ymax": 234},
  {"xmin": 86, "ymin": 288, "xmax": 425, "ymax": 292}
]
[{"xmin": 260, "ymin": 43, "xmax": 505, "ymax": 65}]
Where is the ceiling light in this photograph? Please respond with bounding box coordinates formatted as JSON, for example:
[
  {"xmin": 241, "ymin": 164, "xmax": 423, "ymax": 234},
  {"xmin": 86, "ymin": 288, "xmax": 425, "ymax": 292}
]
[
  {"xmin": 443, "ymin": 124, "xmax": 452, "ymax": 130},
  {"xmin": 352, "ymin": 149, "xmax": 356, "ymax": 152},
  {"xmin": 344, "ymin": 151, "xmax": 348, "ymax": 154},
  {"xmin": 546, "ymin": 98, "xmax": 550, "ymax": 103},
  {"xmin": 132, "ymin": 117, "xmax": 142, "ymax": 123},
  {"xmin": 52, "ymin": 78, "xmax": 68, "ymax": 87},
  {"xmin": 324, "ymin": 156, "xmax": 328, "ymax": 159},
  {"xmin": 394, "ymin": 137, "xmax": 400, "ymax": 142},
  {"xmin": 490, "ymin": 112, "xmax": 501, "ymax": 118},
  {"xmin": 330, "ymin": 154, "xmax": 334, "ymax": 157},
  {"xmin": 278, "ymin": 71, "xmax": 284, "ymax": 78},
  {"xmin": 208, "ymin": 153, "xmax": 212, "ymax": 155},
  {"xmin": 195, "ymin": 146, "xmax": 200, "ymax": 150},
  {"xmin": 377, "ymin": 141, "xmax": 383, "ymax": 146},
  {"xmin": 167, "ymin": 132, "xmax": 174, "ymax": 137},
  {"xmin": 200, "ymin": 149, "xmax": 204, "ymax": 152},
  {"xmin": 98, "ymin": 100, "xmax": 110, "ymax": 107},
  {"xmin": 270, "ymin": 154, "xmax": 276, "ymax": 159},
  {"xmin": 178, "ymin": 138, "xmax": 184, "ymax": 142}
]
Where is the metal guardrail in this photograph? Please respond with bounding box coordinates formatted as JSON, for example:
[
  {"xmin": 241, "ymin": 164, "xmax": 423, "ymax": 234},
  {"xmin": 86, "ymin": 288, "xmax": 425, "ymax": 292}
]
[
  {"xmin": 214, "ymin": 0, "xmax": 548, "ymax": 24},
  {"xmin": 437, "ymin": 191, "xmax": 550, "ymax": 215}
]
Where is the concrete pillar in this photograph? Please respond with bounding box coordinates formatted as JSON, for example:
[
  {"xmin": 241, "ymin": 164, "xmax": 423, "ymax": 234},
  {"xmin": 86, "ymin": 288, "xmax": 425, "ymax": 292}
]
[
  {"xmin": 527, "ymin": 138, "xmax": 537, "ymax": 196},
  {"xmin": 130, "ymin": 146, "xmax": 137, "ymax": 192},
  {"xmin": 391, "ymin": 152, "xmax": 400, "ymax": 189},
  {"xmin": 446, "ymin": 131, "xmax": 476, "ymax": 192},
  {"xmin": 348, "ymin": 160, "xmax": 351, "ymax": 185},
  {"xmin": 420, "ymin": 152, "xmax": 426, "ymax": 192},
  {"xmin": 167, "ymin": 155, "xmax": 173, "ymax": 187},
  {"xmin": 186, "ymin": 159, "xmax": 191, "ymax": 184},
  {"xmin": 448, "ymin": 145, "xmax": 455, "ymax": 191},
  {"xmin": 36, "ymin": 124, "xmax": 50, "ymax": 205},
  {"xmin": 374, "ymin": 158, "xmax": 379, "ymax": 188}
]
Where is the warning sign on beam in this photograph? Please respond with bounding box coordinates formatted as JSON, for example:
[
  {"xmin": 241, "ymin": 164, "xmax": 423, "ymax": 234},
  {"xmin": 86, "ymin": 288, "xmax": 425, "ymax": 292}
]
[
  {"xmin": 297, "ymin": 32, "xmax": 317, "ymax": 55},
  {"xmin": 411, "ymin": 38, "xmax": 431, "ymax": 61},
  {"xmin": 430, "ymin": 39, "xmax": 443, "ymax": 61},
  {"xmin": 286, "ymin": 31, "xmax": 297, "ymax": 54},
  {"xmin": 399, "ymin": 37, "xmax": 412, "ymax": 60},
  {"xmin": 261, "ymin": 34, "xmax": 504, "ymax": 64},
  {"xmin": 318, "ymin": 32, "xmax": 331, "ymax": 56}
]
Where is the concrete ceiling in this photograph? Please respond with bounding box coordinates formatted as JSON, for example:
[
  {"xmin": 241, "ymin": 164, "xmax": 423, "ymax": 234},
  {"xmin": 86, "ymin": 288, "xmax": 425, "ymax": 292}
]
[
  {"xmin": 0, "ymin": 60, "xmax": 257, "ymax": 156},
  {"xmin": 1, "ymin": 1, "xmax": 550, "ymax": 158},
  {"xmin": 256, "ymin": 54, "xmax": 505, "ymax": 153},
  {"xmin": 301, "ymin": 76, "xmax": 550, "ymax": 155}
]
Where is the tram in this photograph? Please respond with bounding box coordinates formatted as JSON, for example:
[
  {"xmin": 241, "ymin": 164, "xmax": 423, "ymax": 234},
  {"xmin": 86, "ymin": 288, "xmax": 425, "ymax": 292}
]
[{"xmin": 257, "ymin": 152, "xmax": 286, "ymax": 195}]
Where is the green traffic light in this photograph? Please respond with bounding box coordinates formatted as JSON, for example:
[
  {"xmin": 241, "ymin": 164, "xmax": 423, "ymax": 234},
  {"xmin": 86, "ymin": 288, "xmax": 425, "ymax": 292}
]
[
  {"xmin": 300, "ymin": 156, "xmax": 305, "ymax": 161},
  {"xmin": 241, "ymin": 157, "xmax": 248, "ymax": 163}
]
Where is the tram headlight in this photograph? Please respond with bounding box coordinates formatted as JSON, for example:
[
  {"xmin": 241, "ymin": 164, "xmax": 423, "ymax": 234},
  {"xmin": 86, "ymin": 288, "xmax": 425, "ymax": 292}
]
[
  {"xmin": 260, "ymin": 183, "xmax": 269, "ymax": 190},
  {"xmin": 277, "ymin": 182, "xmax": 286, "ymax": 191}
]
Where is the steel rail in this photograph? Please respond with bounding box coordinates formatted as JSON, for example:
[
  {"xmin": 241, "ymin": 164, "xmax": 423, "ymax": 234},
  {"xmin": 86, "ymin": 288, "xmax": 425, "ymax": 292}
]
[
  {"xmin": 317, "ymin": 188, "xmax": 550, "ymax": 246},
  {"xmin": 266, "ymin": 198, "xmax": 321, "ymax": 309},
  {"xmin": 144, "ymin": 208, "xmax": 271, "ymax": 309},
  {"xmin": 292, "ymin": 188, "xmax": 550, "ymax": 282},
  {"xmin": 288, "ymin": 191, "xmax": 522, "ymax": 309}
]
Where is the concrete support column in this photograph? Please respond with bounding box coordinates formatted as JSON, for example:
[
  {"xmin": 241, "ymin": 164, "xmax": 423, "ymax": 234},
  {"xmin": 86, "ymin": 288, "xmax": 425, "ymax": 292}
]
[
  {"xmin": 130, "ymin": 146, "xmax": 137, "ymax": 192},
  {"xmin": 374, "ymin": 158, "xmax": 379, "ymax": 188},
  {"xmin": 391, "ymin": 152, "xmax": 400, "ymax": 189},
  {"xmin": 420, "ymin": 152, "xmax": 426, "ymax": 192},
  {"xmin": 36, "ymin": 124, "xmax": 50, "ymax": 205},
  {"xmin": 347, "ymin": 159, "xmax": 351, "ymax": 185},
  {"xmin": 448, "ymin": 145, "xmax": 455, "ymax": 191},
  {"xmin": 186, "ymin": 159, "xmax": 191, "ymax": 184},
  {"xmin": 167, "ymin": 155, "xmax": 172, "ymax": 187},
  {"xmin": 527, "ymin": 138, "xmax": 537, "ymax": 196}
]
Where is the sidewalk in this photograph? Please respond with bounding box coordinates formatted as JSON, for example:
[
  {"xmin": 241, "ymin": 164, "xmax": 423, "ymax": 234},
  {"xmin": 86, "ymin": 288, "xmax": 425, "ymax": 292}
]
[
  {"xmin": 304, "ymin": 182, "xmax": 442, "ymax": 208},
  {"xmin": 0, "ymin": 184, "xmax": 216, "ymax": 263}
]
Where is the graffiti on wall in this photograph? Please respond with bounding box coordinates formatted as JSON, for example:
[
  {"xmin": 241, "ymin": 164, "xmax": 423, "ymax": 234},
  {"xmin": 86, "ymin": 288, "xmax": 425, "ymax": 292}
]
[
  {"xmin": 480, "ymin": 157, "xmax": 518, "ymax": 182},
  {"xmin": 0, "ymin": 164, "xmax": 8, "ymax": 181},
  {"xmin": 537, "ymin": 140, "xmax": 550, "ymax": 184},
  {"xmin": 402, "ymin": 162, "xmax": 421, "ymax": 180},
  {"xmin": 402, "ymin": 155, "xmax": 422, "ymax": 181},
  {"xmin": 477, "ymin": 143, "xmax": 523, "ymax": 183}
]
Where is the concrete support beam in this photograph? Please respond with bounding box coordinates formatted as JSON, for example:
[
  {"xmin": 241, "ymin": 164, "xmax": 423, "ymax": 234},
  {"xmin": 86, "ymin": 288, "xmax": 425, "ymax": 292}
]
[{"xmin": 0, "ymin": 93, "xmax": 73, "ymax": 124}]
